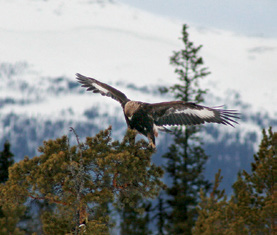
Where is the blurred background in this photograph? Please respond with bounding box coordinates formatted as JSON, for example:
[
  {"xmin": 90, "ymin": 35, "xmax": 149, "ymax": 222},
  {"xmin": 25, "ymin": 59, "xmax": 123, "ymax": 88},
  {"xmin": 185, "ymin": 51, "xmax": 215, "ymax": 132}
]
[{"xmin": 0, "ymin": 0, "xmax": 276, "ymax": 193}]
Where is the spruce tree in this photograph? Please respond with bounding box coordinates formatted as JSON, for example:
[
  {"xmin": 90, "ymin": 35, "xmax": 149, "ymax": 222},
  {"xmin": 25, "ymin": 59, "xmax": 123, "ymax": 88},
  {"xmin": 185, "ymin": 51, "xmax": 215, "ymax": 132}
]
[
  {"xmin": 0, "ymin": 127, "xmax": 164, "ymax": 234},
  {"xmin": 153, "ymin": 195, "xmax": 167, "ymax": 235},
  {"xmin": 0, "ymin": 141, "xmax": 14, "ymax": 183},
  {"xmin": 160, "ymin": 24, "xmax": 211, "ymax": 234}
]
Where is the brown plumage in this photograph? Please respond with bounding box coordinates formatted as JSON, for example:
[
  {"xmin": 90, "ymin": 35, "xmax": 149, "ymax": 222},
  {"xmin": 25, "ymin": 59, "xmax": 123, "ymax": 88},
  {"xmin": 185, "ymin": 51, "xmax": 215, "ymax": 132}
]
[{"xmin": 76, "ymin": 73, "xmax": 239, "ymax": 148}]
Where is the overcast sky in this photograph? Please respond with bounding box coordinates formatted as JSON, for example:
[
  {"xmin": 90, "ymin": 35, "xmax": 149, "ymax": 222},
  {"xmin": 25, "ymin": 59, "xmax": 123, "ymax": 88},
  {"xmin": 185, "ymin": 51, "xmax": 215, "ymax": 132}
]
[{"xmin": 119, "ymin": 0, "xmax": 277, "ymax": 38}]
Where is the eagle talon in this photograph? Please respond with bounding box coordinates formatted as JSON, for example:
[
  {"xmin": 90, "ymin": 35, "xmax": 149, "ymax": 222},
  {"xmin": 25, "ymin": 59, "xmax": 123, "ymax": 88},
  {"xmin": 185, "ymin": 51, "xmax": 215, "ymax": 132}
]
[{"xmin": 148, "ymin": 142, "xmax": 156, "ymax": 149}]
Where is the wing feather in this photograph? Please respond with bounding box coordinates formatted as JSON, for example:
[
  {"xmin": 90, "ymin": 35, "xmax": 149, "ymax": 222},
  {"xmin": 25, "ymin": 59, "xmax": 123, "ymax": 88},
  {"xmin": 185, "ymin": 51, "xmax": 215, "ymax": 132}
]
[
  {"xmin": 147, "ymin": 101, "xmax": 239, "ymax": 127},
  {"xmin": 76, "ymin": 73, "xmax": 130, "ymax": 105}
]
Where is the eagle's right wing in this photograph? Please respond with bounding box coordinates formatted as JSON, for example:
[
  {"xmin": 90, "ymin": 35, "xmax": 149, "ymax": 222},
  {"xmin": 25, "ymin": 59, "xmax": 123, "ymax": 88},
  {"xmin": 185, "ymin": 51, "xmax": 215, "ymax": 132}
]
[
  {"xmin": 148, "ymin": 101, "xmax": 239, "ymax": 127},
  {"xmin": 76, "ymin": 73, "xmax": 130, "ymax": 105}
]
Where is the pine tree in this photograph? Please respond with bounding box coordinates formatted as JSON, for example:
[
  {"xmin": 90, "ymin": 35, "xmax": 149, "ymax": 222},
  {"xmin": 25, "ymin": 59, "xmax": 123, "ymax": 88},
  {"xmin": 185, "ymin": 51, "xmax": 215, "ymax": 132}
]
[
  {"xmin": 0, "ymin": 183, "xmax": 26, "ymax": 235},
  {"xmin": 193, "ymin": 127, "xmax": 277, "ymax": 234},
  {"xmin": 193, "ymin": 170, "xmax": 229, "ymax": 235},
  {"xmin": 159, "ymin": 24, "xmax": 211, "ymax": 234},
  {"xmin": 230, "ymin": 127, "xmax": 276, "ymax": 234},
  {"xmin": 0, "ymin": 141, "xmax": 25, "ymax": 234},
  {"xmin": 0, "ymin": 127, "xmax": 164, "ymax": 234}
]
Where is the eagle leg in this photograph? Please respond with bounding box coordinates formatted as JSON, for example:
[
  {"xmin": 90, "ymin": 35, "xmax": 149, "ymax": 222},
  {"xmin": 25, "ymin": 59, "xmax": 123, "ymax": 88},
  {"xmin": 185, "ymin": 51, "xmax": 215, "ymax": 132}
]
[
  {"xmin": 147, "ymin": 133, "xmax": 156, "ymax": 149},
  {"xmin": 148, "ymin": 141, "xmax": 156, "ymax": 149}
]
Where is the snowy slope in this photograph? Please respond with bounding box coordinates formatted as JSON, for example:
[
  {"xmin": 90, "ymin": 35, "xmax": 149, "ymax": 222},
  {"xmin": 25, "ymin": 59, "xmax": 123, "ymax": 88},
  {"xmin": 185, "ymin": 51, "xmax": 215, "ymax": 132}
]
[
  {"xmin": 0, "ymin": 0, "xmax": 275, "ymax": 133},
  {"xmin": 1, "ymin": 0, "xmax": 276, "ymax": 118}
]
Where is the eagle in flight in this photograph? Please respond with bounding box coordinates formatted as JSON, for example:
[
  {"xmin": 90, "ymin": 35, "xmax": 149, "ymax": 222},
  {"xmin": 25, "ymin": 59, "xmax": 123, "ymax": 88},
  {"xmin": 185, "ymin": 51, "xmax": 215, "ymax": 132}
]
[{"xmin": 76, "ymin": 73, "xmax": 239, "ymax": 148}]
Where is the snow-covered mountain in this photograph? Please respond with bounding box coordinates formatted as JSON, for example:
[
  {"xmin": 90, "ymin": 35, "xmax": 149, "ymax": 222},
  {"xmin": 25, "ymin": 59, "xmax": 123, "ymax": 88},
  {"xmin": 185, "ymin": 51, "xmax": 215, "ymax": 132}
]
[{"xmin": 0, "ymin": 0, "xmax": 276, "ymax": 193}]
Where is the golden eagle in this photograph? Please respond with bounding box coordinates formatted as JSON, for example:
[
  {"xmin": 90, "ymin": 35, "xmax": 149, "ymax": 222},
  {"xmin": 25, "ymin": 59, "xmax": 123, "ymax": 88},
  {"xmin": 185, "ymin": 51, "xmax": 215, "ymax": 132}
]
[{"xmin": 76, "ymin": 73, "xmax": 239, "ymax": 148}]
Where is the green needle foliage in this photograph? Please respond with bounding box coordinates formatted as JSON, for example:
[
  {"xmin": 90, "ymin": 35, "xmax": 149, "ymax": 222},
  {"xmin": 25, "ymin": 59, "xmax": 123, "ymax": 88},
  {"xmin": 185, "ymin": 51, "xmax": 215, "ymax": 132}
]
[
  {"xmin": 0, "ymin": 127, "xmax": 164, "ymax": 234},
  {"xmin": 0, "ymin": 141, "xmax": 25, "ymax": 235},
  {"xmin": 232, "ymin": 127, "xmax": 276, "ymax": 234},
  {"xmin": 0, "ymin": 141, "xmax": 14, "ymax": 183},
  {"xmin": 193, "ymin": 169, "xmax": 228, "ymax": 235},
  {"xmin": 193, "ymin": 127, "xmax": 277, "ymax": 234},
  {"xmin": 119, "ymin": 194, "xmax": 153, "ymax": 235},
  {"xmin": 159, "ymin": 24, "xmax": 211, "ymax": 234}
]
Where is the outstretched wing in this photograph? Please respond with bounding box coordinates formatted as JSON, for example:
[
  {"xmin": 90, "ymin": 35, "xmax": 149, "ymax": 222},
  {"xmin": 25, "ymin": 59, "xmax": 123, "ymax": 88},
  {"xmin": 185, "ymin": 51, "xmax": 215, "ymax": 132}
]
[
  {"xmin": 148, "ymin": 101, "xmax": 239, "ymax": 127},
  {"xmin": 76, "ymin": 73, "xmax": 130, "ymax": 106}
]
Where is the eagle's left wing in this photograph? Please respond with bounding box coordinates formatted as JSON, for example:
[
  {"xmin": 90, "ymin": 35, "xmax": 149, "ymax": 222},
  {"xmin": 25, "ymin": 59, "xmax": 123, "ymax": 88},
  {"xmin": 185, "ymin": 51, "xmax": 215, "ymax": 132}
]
[
  {"xmin": 147, "ymin": 101, "xmax": 239, "ymax": 127},
  {"xmin": 76, "ymin": 73, "xmax": 130, "ymax": 106}
]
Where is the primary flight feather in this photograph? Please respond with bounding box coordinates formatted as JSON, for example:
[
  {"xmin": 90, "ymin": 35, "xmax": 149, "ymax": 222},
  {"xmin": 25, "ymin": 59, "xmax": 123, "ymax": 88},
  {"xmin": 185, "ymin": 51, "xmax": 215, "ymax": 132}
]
[{"xmin": 76, "ymin": 73, "xmax": 239, "ymax": 148}]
